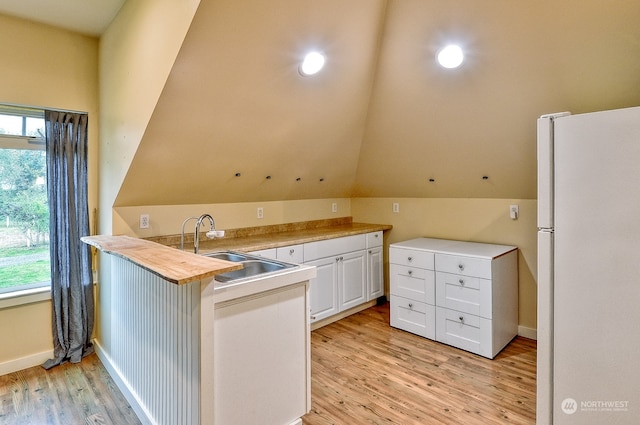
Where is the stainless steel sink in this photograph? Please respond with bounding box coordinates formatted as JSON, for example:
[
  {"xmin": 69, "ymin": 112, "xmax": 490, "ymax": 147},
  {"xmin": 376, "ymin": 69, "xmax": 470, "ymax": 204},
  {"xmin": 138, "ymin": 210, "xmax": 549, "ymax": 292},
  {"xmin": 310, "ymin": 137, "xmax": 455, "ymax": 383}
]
[
  {"xmin": 206, "ymin": 252, "xmax": 250, "ymax": 262},
  {"xmin": 203, "ymin": 251, "xmax": 297, "ymax": 283}
]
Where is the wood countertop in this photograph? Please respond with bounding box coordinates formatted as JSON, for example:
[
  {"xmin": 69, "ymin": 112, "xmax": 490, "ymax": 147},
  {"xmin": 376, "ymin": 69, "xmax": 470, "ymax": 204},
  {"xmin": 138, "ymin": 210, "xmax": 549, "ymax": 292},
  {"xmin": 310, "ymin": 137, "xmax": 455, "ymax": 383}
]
[
  {"xmin": 82, "ymin": 235, "xmax": 242, "ymax": 285},
  {"xmin": 153, "ymin": 220, "xmax": 393, "ymax": 254},
  {"xmin": 84, "ymin": 219, "xmax": 392, "ymax": 286}
]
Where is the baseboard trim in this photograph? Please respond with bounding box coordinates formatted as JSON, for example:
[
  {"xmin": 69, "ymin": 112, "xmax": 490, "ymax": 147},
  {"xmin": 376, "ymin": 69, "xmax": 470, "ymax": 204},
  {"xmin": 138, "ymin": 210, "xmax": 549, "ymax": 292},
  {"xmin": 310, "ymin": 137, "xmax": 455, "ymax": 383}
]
[
  {"xmin": 94, "ymin": 341, "xmax": 151, "ymax": 425},
  {"xmin": 0, "ymin": 349, "xmax": 53, "ymax": 376},
  {"xmin": 518, "ymin": 326, "xmax": 537, "ymax": 340}
]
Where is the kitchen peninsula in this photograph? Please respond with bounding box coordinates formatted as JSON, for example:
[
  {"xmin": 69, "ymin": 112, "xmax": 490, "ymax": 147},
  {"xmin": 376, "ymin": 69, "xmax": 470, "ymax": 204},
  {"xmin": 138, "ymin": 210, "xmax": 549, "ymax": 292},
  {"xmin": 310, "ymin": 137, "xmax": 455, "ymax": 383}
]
[
  {"xmin": 84, "ymin": 234, "xmax": 316, "ymax": 425},
  {"xmin": 84, "ymin": 217, "xmax": 390, "ymax": 425}
]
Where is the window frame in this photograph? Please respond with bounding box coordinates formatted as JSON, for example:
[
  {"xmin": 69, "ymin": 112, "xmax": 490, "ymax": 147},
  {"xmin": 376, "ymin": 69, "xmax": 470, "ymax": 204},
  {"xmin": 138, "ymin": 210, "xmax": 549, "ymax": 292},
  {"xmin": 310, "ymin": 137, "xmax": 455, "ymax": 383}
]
[{"xmin": 0, "ymin": 104, "xmax": 51, "ymax": 307}]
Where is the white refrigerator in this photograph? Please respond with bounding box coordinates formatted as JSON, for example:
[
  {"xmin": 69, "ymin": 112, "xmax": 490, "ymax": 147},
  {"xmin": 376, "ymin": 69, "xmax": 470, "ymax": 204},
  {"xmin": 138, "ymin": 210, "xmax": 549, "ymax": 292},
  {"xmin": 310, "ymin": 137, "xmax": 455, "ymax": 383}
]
[{"xmin": 537, "ymin": 106, "xmax": 640, "ymax": 424}]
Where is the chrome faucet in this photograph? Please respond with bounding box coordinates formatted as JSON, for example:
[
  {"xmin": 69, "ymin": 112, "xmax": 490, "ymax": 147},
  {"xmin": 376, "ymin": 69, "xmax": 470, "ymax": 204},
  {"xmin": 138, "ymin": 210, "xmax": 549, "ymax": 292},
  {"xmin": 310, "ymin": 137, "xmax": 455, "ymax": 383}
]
[
  {"xmin": 180, "ymin": 216, "xmax": 198, "ymax": 251},
  {"xmin": 180, "ymin": 214, "xmax": 216, "ymax": 253},
  {"xmin": 194, "ymin": 214, "xmax": 215, "ymax": 254}
]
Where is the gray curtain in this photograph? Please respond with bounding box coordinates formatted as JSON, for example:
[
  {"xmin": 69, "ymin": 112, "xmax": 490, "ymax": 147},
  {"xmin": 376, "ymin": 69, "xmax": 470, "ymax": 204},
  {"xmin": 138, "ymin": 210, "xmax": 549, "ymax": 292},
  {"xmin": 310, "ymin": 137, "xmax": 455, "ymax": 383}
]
[{"xmin": 41, "ymin": 110, "xmax": 94, "ymax": 370}]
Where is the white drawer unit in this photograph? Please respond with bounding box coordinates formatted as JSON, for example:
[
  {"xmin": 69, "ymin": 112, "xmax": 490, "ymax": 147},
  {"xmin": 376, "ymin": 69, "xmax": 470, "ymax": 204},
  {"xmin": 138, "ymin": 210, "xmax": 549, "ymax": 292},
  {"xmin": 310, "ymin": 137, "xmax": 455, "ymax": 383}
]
[{"xmin": 390, "ymin": 238, "xmax": 518, "ymax": 359}]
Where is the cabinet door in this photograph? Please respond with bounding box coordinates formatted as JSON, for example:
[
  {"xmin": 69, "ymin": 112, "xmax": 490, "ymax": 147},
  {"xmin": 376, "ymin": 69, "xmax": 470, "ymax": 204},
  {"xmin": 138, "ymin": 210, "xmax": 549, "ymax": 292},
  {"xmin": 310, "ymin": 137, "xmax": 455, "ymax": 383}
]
[
  {"xmin": 367, "ymin": 246, "xmax": 383, "ymax": 300},
  {"xmin": 339, "ymin": 250, "xmax": 367, "ymax": 311},
  {"xmin": 306, "ymin": 256, "xmax": 339, "ymax": 322}
]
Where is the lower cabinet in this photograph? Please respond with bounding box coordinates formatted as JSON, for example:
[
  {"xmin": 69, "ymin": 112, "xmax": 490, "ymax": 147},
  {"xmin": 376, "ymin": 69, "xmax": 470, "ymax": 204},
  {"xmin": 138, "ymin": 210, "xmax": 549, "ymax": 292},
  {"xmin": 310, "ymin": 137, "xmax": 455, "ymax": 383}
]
[
  {"xmin": 305, "ymin": 256, "xmax": 339, "ymax": 321},
  {"xmin": 253, "ymin": 231, "xmax": 385, "ymax": 325},
  {"xmin": 366, "ymin": 232, "xmax": 384, "ymax": 300},
  {"xmin": 337, "ymin": 250, "xmax": 367, "ymax": 311},
  {"xmin": 390, "ymin": 237, "xmax": 518, "ymax": 359},
  {"xmin": 214, "ymin": 283, "xmax": 309, "ymax": 425}
]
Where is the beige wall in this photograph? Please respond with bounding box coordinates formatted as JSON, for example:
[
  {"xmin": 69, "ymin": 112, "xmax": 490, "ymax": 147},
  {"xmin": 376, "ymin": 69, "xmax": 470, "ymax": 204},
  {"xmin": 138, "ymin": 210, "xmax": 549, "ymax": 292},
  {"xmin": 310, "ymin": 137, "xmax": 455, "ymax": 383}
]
[
  {"xmin": 99, "ymin": 0, "xmax": 200, "ymax": 236},
  {"xmin": 352, "ymin": 197, "xmax": 538, "ymax": 333},
  {"xmin": 96, "ymin": 0, "xmax": 201, "ymax": 352},
  {"xmin": 0, "ymin": 13, "xmax": 98, "ymax": 370}
]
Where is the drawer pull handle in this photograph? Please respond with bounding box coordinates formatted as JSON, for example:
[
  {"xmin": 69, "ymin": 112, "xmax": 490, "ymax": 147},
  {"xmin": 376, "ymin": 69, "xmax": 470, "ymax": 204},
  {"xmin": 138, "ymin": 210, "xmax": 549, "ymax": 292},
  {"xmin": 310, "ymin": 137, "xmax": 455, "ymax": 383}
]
[
  {"xmin": 408, "ymin": 270, "xmax": 413, "ymax": 276},
  {"xmin": 407, "ymin": 256, "xmax": 413, "ymax": 262},
  {"xmin": 459, "ymin": 279, "xmax": 465, "ymax": 285},
  {"xmin": 459, "ymin": 316, "xmax": 464, "ymax": 323},
  {"xmin": 289, "ymin": 249, "xmax": 295, "ymax": 255},
  {"xmin": 458, "ymin": 264, "xmax": 464, "ymax": 271},
  {"xmin": 408, "ymin": 303, "xmax": 413, "ymax": 310}
]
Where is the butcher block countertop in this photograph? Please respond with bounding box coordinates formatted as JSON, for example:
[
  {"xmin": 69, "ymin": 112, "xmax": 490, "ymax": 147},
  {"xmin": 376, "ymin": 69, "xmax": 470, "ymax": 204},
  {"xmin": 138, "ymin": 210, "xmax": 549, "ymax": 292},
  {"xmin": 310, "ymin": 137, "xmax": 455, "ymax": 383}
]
[
  {"xmin": 148, "ymin": 217, "xmax": 392, "ymax": 254},
  {"xmin": 82, "ymin": 235, "xmax": 242, "ymax": 285}
]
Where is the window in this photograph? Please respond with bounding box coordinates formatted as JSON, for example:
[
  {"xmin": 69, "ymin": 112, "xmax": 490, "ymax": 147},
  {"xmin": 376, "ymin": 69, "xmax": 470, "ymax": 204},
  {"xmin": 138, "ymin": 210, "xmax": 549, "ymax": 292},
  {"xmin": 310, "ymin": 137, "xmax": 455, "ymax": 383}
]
[{"xmin": 0, "ymin": 105, "xmax": 49, "ymax": 296}]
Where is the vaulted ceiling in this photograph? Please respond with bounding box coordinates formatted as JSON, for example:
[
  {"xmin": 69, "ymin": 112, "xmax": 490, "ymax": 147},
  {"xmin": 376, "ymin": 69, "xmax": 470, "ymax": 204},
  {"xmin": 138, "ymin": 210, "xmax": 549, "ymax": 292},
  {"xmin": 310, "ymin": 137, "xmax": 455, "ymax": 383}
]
[{"xmin": 113, "ymin": 0, "xmax": 640, "ymax": 206}]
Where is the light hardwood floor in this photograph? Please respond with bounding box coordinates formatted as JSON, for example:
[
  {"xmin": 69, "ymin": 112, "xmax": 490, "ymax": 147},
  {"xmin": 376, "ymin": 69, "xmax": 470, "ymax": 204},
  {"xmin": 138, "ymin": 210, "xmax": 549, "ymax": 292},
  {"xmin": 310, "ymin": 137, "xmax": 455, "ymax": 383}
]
[
  {"xmin": 302, "ymin": 303, "xmax": 536, "ymax": 425},
  {"xmin": 0, "ymin": 303, "xmax": 536, "ymax": 424}
]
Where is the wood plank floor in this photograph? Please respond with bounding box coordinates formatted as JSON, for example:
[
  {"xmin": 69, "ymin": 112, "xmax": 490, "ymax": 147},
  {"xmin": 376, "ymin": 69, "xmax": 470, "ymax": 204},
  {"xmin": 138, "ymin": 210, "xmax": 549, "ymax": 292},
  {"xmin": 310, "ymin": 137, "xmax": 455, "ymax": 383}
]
[
  {"xmin": 302, "ymin": 303, "xmax": 536, "ymax": 425},
  {"xmin": 0, "ymin": 303, "xmax": 536, "ymax": 424},
  {"xmin": 0, "ymin": 351, "xmax": 141, "ymax": 425}
]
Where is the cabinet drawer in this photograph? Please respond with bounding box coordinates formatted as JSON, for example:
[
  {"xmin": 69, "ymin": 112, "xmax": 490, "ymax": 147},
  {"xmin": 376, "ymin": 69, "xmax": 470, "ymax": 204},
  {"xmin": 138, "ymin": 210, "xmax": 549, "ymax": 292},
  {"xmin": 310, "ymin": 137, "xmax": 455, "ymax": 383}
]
[
  {"xmin": 304, "ymin": 234, "xmax": 366, "ymax": 262},
  {"xmin": 389, "ymin": 247, "xmax": 434, "ymax": 269},
  {"xmin": 390, "ymin": 264, "xmax": 435, "ymax": 305},
  {"xmin": 436, "ymin": 307, "xmax": 492, "ymax": 357},
  {"xmin": 435, "ymin": 254, "xmax": 491, "ymax": 279},
  {"xmin": 390, "ymin": 295, "xmax": 435, "ymax": 339},
  {"xmin": 435, "ymin": 272, "xmax": 492, "ymax": 318},
  {"xmin": 276, "ymin": 244, "xmax": 304, "ymax": 263},
  {"xmin": 366, "ymin": 231, "xmax": 383, "ymax": 248},
  {"xmin": 249, "ymin": 248, "xmax": 277, "ymax": 260}
]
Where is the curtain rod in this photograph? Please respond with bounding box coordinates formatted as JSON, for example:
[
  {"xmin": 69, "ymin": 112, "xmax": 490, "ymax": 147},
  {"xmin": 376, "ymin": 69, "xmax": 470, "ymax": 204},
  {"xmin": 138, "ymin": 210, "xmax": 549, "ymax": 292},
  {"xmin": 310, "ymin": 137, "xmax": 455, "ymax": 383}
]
[{"xmin": 0, "ymin": 101, "xmax": 88, "ymax": 115}]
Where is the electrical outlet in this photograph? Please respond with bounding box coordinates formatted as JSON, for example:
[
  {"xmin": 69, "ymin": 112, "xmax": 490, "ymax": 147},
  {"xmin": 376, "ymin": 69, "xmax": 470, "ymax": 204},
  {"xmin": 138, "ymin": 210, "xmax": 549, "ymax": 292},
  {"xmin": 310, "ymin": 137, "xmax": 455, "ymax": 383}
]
[
  {"xmin": 139, "ymin": 214, "xmax": 150, "ymax": 229},
  {"xmin": 392, "ymin": 202, "xmax": 400, "ymax": 213},
  {"xmin": 510, "ymin": 204, "xmax": 519, "ymax": 220},
  {"xmin": 257, "ymin": 207, "xmax": 264, "ymax": 219},
  {"xmin": 332, "ymin": 203, "xmax": 337, "ymax": 213}
]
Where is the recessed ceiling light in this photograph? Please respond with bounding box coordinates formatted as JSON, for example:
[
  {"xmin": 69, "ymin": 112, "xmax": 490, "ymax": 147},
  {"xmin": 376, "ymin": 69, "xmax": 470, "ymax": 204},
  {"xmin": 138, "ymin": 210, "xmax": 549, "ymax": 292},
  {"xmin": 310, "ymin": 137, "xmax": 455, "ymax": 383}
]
[
  {"xmin": 299, "ymin": 52, "xmax": 325, "ymax": 76},
  {"xmin": 436, "ymin": 44, "xmax": 464, "ymax": 69}
]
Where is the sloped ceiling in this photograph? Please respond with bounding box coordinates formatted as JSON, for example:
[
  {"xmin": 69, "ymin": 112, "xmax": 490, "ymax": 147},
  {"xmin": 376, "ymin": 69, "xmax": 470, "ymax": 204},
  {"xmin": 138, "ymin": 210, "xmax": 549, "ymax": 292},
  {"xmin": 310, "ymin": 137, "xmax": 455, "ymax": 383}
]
[
  {"xmin": 116, "ymin": 0, "xmax": 386, "ymax": 205},
  {"xmin": 115, "ymin": 0, "xmax": 640, "ymax": 206}
]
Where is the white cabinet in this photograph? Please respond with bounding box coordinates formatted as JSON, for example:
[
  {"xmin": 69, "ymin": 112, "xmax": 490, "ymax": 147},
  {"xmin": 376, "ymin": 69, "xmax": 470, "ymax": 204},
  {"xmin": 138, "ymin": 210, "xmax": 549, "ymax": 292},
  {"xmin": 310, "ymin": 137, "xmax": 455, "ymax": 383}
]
[
  {"xmin": 390, "ymin": 238, "xmax": 518, "ymax": 359},
  {"xmin": 252, "ymin": 232, "xmax": 385, "ymax": 325},
  {"xmin": 304, "ymin": 234, "xmax": 367, "ymax": 323},
  {"xmin": 366, "ymin": 231, "xmax": 384, "ymax": 301},
  {"xmin": 248, "ymin": 248, "xmax": 277, "ymax": 259},
  {"xmin": 337, "ymin": 250, "xmax": 367, "ymax": 311},
  {"xmin": 277, "ymin": 244, "xmax": 304, "ymax": 263},
  {"xmin": 214, "ymin": 283, "xmax": 310, "ymax": 425},
  {"xmin": 249, "ymin": 244, "xmax": 304, "ymax": 263},
  {"xmin": 305, "ymin": 256, "xmax": 339, "ymax": 321}
]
